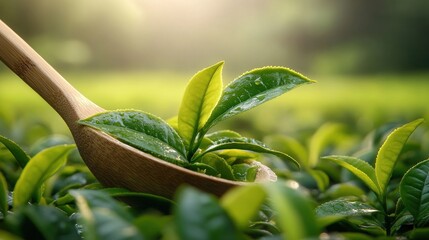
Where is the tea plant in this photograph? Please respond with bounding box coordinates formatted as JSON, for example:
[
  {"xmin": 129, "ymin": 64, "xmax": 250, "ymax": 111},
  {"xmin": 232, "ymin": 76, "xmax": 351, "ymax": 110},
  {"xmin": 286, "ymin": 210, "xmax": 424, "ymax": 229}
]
[
  {"xmin": 0, "ymin": 132, "xmax": 319, "ymax": 239},
  {"xmin": 1, "ymin": 113, "xmax": 429, "ymax": 239},
  {"xmin": 79, "ymin": 62, "xmax": 315, "ymax": 181},
  {"xmin": 319, "ymin": 119, "xmax": 429, "ymax": 237}
]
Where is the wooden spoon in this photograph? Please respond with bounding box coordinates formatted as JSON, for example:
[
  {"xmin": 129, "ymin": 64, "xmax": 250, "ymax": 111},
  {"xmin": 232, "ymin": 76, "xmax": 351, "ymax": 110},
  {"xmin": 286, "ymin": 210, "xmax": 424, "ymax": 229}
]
[{"xmin": 0, "ymin": 20, "xmax": 240, "ymax": 198}]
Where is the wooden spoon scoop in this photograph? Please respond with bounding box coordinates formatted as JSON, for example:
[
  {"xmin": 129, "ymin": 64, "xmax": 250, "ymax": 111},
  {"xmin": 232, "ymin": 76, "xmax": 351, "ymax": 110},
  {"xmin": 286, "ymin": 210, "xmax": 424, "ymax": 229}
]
[{"xmin": 0, "ymin": 20, "xmax": 239, "ymax": 198}]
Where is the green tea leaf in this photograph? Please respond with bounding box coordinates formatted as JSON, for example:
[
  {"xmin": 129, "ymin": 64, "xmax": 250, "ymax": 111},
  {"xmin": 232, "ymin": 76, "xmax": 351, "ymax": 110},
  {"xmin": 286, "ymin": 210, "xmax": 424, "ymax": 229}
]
[
  {"xmin": 375, "ymin": 118, "xmax": 423, "ymax": 198},
  {"xmin": 221, "ymin": 184, "xmax": 266, "ymax": 229},
  {"xmin": 308, "ymin": 123, "xmax": 344, "ymax": 167},
  {"xmin": 232, "ymin": 163, "xmax": 258, "ymax": 182},
  {"xmin": 0, "ymin": 172, "xmax": 8, "ymax": 217},
  {"xmin": 216, "ymin": 149, "xmax": 259, "ymax": 165},
  {"xmin": 264, "ymin": 182, "xmax": 319, "ymax": 240},
  {"xmin": 195, "ymin": 136, "xmax": 299, "ymax": 169},
  {"xmin": 5, "ymin": 205, "xmax": 80, "ymax": 240},
  {"xmin": 178, "ymin": 61, "xmax": 224, "ymax": 150},
  {"xmin": 317, "ymin": 216, "xmax": 346, "ymax": 229},
  {"xmin": 55, "ymin": 187, "xmax": 174, "ymax": 213},
  {"xmin": 79, "ymin": 110, "xmax": 187, "ymax": 164},
  {"xmin": 199, "ymin": 130, "xmax": 242, "ymax": 151},
  {"xmin": 322, "ymin": 155, "xmax": 380, "ymax": 195},
  {"xmin": 203, "ymin": 67, "xmax": 314, "ymax": 132},
  {"xmin": 399, "ymin": 159, "xmax": 429, "ymax": 227},
  {"xmin": 264, "ymin": 135, "xmax": 308, "ymax": 167},
  {"xmin": 0, "ymin": 134, "xmax": 30, "ymax": 168},
  {"xmin": 308, "ymin": 169, "xmax": 330, "ymax": 191},
  {"xmin": 315, "ymin": 199, "xmax": 378, "ymax": 218},
  {"xmin": 205, "ymin": 130, "xmax": 242, "ymax": 142},
  {"xmin": 391, "ymin": 214, "xmax": 414, "ymax": 235},
  {"xmin": 13, "ymin": 145, "xmax": 75, "ymax": 208},
  {"xmin": 102, "ymin": 188, "xmax": 175, "ymax": 212},
  {"xmin": 408, "ymin": 228, "xmax": 429, "ymax": 239},
  {"xmin": 174, "ymin": 186, "xmax": 239, "ymax": 240},
  {"xmin": 187, "ymin": 162, "xmax": 221, "ymax": 177},
  {"xmin": 70, "ymin": 190, "xmax": 142, "ymax": 240},
  {"xmin": 199, "ymin": 153, "xmax": 235, "ymax": 180},
  {"xmin": 133, "ymin": 215, "xmax": 171, "ymax": 239},
  {"xmin": 323, "ymin": 183, "xmax": 366, "ymax": 200}
]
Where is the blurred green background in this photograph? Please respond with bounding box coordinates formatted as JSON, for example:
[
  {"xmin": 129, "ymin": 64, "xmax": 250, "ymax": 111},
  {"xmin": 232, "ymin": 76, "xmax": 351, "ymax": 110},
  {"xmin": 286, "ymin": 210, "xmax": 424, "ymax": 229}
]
[{"xmin": 1, "ymin": 0, "xmax": 428, "ymax": 142}]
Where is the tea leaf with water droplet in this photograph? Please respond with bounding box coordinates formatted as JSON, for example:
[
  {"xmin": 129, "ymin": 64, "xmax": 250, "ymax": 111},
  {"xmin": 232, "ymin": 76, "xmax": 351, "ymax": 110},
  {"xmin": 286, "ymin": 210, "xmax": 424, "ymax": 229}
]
[
  {"xmin": 70, "ymin": 190, "xmax": 143, "ymax": 240},
  {"xmin": 194, "ymin": 136, "xmax": 299, "ymax": 169},
  {"xmin": 79, "ymin": 110, "xmax": 187, "ymax": 165},
  {"xmin": 202, "ymin": 67, "xmax": 315, "ymax": 133},
  {"xmin": 316, "ymin": 199, "xmax": 378, "ymax": 218},
  {"xmin": 175, "ymin": 186, "xmax": 240, "ymax": 240}
]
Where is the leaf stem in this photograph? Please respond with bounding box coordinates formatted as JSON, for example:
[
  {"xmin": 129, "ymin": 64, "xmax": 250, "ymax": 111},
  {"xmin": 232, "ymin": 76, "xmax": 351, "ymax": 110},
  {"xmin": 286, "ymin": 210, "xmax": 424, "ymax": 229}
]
[{"xmin": 381, "ymin": 194, "xmax": 391, "ymax": 236}]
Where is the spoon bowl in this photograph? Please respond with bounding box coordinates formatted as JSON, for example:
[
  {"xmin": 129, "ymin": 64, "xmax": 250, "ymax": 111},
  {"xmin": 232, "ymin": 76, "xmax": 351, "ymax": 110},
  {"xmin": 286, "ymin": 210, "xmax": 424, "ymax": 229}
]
[{"xmin": 0, "ymin": 20, "xmax": 239, "ymax": 198}]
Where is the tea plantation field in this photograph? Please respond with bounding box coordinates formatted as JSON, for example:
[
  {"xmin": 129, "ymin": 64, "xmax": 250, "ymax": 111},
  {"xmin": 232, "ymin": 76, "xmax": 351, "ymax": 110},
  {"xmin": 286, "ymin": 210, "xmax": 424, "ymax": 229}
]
[
  {"xmin": 1, "ymin": 71, "xmax": 428, "ymax": 138},
  {"xmin": 1, "ymin": 70, "xmax": 429, "ymax": 239}
]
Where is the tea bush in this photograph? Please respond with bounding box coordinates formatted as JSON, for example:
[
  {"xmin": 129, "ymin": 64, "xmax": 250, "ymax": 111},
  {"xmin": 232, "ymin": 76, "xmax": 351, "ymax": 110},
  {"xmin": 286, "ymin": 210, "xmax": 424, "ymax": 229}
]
[{"xmin": 1, "ymin": 115, "xmax": 429, "ymax": 239}]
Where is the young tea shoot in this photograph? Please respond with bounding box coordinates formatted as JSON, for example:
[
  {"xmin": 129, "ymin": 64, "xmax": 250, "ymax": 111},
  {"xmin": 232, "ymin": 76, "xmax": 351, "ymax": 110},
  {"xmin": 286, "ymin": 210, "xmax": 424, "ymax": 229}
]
[{"xmin": 79, "ymin": 62, "xmax": 315, "ymax": 182}]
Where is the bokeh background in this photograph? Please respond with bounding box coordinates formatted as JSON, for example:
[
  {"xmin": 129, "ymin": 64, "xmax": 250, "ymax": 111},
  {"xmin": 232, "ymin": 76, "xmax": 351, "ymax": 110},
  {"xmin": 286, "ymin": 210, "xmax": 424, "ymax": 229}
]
[{"xmin": 1, "ymin": 0, "xmax": 429, "ymax": 144}]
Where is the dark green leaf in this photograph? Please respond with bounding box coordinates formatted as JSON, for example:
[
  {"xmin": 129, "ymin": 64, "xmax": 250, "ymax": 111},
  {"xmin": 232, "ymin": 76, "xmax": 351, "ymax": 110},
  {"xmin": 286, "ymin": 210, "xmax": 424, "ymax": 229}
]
[
  {"xmin": 315, "ymin": 199, "xmax": 378, "ymax": 218},
  {"xmin": 101, "ymin": 187, "xmax": 175, "ymax": 213},
  {"xmin": 13, "ymin": 145, "xmax": 75, "ymax": 208},
  {"xmin": 409, "ymin": 227, "xmax": 429, "ymax": 239},
  {"xmin": 78, "ymin": 110, "xmax": 187, "ymax": 164},
  {"xmin": 400, "ymin": 158, "xmax": 429, "ymax": 227},
  {"xmin": 178, "ymin": 61, "xmax": 224, "ymax": 150},
  {"xmin": 187, "ymin": 162, "xmax": 221, "ymax": 178},
  {"xmin": 70, "ymin": 190, "xmax": 142, "ymax": 240},
  {"xmin": 55, "ymin": 187, "xmax": 174, "ymax": 213},
  {"xmin": 317, "ymin": 215, "xmax": 346, "ymax": 229},
  {"xmin": 0, "ymin": 231, "xmax": 22, "ymax": 240},
  {"xmin": 70, "ymin": 189, "xmax": 133, "ymax": 221},
  {"xmin": 203, "ymin": 67, "xmax": 314, "ymax": 132},
  {"xmin": 0, "ymin": 172, "xmax": 8, "ymax": 217},
  {"xmin": 5, "ymin": 205, "xmax": 80, "ymax": 240},
  {"xmin": 0, "ymin": 134, "xmax": 30, "ymax": 168},
  {"xmin": 196, "ymin": 136, "xmax": 299, "ymax": 169},
  {"xmin": 375, "ymin": 118, "xmax": 423, "ymax": 198},
  {"xmin": 175, "ymin": 186, "xmax": 239, "ymax": 240},
  {"xmin": 391, "ymin": 214, "xmax": 414, "ymax": 235},
  {"xmin": 133, "ymin": 215, "xmax": 171, "ymax": 239}
]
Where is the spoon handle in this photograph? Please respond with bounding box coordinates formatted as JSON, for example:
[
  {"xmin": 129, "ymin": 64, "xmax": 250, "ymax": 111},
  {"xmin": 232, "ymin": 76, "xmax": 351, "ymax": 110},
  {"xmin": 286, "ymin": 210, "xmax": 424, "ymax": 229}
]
[{"xmin": 0, "ymin": 20, "xmax": 103, "ymax": 126}]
